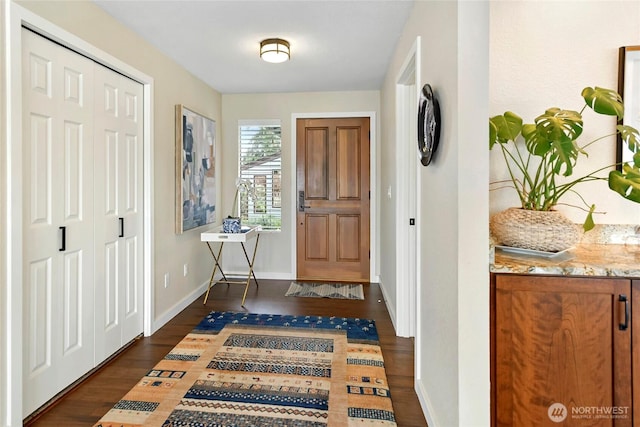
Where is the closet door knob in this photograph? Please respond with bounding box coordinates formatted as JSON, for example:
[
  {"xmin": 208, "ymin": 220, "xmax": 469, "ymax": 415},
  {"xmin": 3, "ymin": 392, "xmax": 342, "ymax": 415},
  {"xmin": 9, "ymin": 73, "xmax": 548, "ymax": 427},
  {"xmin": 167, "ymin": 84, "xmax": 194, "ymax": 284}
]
[
  {"xmin": 119, "ymin": 217, "xmax": 124, "ymax": 238},
  {"xmin": 59, "ymin": 226, "xmax": 66, "ymax": 251}
]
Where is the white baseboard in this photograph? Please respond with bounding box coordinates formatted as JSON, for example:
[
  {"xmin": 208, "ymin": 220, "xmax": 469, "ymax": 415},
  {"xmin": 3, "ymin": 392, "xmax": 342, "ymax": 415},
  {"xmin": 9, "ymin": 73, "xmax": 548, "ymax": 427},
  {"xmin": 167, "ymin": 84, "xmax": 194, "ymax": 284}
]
[
  {"xmin": 151, "ymin": 280, "xmax": 209, "ymax": 334},
  {"xmin": 223, "ymin": 271, "xmax": 295, "ymax": 281},
  {"xmin": 380, "ymin": 278, "xmax": 432, "ymax": 424},
  {"xmin": 377, "ymin": 279, "xmax": 398, "ymax": 335},
  {"xmin": 415, "ymin": 379, "xmax": 439, "ymax": 427},
  {"xmin": 150, "ymin": 271, "xmax": 296, "ymax": 333}
]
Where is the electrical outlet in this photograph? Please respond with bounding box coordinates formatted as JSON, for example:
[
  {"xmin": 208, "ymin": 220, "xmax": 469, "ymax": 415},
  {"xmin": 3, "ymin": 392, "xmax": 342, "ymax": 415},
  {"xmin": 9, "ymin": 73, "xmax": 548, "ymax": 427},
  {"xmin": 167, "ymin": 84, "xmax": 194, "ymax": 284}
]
[
  {"xmin": 183, "ymin": 263, "xmax": 188, "ymax": 277},
  {"xmin": 164, "ymin": 273, "xmax": 170, "ymax": 288}
]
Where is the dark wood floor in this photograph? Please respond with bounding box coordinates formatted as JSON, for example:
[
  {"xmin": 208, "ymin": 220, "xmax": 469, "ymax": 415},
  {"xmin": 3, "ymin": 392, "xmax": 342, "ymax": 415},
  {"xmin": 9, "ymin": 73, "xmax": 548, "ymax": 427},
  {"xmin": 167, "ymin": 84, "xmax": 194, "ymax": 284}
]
[{"xmin": 26, "ymin": 280, "xmax": 428, "ymax": 426}]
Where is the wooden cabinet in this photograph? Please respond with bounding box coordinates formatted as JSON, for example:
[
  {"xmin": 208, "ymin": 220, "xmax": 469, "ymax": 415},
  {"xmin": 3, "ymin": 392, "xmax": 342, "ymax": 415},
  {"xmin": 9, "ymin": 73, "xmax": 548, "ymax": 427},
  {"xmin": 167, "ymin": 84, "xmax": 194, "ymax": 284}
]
[
  {"xmin": 633, "ymin": 280, "xmax": 640, "ymax": 423},
  {"xmin": 491, "ymin": 274, "xmax": 634, "ymax": 426}
]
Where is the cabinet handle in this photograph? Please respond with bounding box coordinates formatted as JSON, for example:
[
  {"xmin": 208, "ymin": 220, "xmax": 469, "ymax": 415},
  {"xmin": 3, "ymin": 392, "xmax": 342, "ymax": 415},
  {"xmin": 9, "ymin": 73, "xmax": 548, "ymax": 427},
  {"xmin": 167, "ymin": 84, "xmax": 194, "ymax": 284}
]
[
  {"xmin": 119, "ymin": 217, "xmax": 124, "ymax": 238},
  {"xmin": 59, "ymin": 226, "xmax": 66, "ymax": 251},
  {"xmin": 619, "ymin": 294, "xmax": 629, "ymax": 331}
]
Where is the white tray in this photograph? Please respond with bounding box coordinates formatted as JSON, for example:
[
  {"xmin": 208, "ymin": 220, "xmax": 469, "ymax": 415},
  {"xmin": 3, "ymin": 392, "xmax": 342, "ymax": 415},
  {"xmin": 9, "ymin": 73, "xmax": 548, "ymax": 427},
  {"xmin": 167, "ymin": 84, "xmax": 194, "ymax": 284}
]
[{"xmin": 201, "ymin": 225, "xmax": 260, "ymax": 242}]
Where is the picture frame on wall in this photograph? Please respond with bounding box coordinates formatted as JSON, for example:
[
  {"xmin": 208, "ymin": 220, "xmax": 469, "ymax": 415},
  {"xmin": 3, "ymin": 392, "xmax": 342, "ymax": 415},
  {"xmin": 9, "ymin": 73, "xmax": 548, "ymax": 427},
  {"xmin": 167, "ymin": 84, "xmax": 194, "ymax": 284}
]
[
  {"xmin": 618, "ymin": 46, "xmax": 640, "ymax": 168},
  {"xmin": 175, "ymin": 105, "xmax": 216, "ymax": 233}
]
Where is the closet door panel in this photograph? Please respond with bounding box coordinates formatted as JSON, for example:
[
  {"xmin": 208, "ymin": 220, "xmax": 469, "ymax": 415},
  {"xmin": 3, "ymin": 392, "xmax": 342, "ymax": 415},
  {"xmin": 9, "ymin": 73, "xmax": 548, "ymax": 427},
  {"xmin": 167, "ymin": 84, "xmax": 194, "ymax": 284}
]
[
  {"xmin": 124, "ymin": 236, "xmax": 138, "ymax": 318},
  {"xmin": 117, "ymin": 79, "xmax": 143, "ymax": 345},
  {"xmin": 22, "ymin": 28, "xmax": 95, "ymax": 417},
  {"xmin": 62, "ymin": 251, "xmax": 82, "ymax": 353},
  {"xmin": 93, "ymin": 74, "xmax": 122, "ymax": 362},
  {"xmin": 28, "ymin": 114, "xmax": 52, "ymax": 224},
  {"xmin": 103, "ymin": 130, "xmax": 118, "ymax": 214},
  {"xmin": 27, "ymin": 259, "xmax": 52, "ymax": 374},
  {"xmin": 122, "ymin": 131, "xmax": 140, "ymax": 326},
  {"xmin": 104, "ymin": 241, "xmax": 119, "ymax": 331},
  {"xmin": 101, "ymin": 121, "xmax": 120, "ymax": 324},
  {"xmin": 93, "ymin": 64, "xmax": 143, "ymax": 364},
  {"xmin": 63, "ymin": 121, "xmax": 83, "ymax": 220}
]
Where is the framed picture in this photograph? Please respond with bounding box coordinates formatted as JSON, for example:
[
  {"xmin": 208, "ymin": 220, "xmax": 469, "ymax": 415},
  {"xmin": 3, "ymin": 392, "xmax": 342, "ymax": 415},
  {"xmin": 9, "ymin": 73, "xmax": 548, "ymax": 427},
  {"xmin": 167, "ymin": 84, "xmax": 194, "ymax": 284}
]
[
  {"xmin": 617, "ymin": 46, "xmax": 640, "ymax": 168},
  {"xmin": 175, "ymin": 105, "xmax": 216, "ymax": 233}
]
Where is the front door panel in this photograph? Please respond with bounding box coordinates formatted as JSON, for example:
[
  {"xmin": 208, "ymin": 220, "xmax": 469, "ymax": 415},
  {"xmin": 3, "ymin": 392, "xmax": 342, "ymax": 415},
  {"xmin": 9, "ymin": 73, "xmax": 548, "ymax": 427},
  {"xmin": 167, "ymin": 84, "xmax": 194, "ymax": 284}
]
[{"xmin": 296, "ymin": 117, "xmax": 370, "ymax": 282}]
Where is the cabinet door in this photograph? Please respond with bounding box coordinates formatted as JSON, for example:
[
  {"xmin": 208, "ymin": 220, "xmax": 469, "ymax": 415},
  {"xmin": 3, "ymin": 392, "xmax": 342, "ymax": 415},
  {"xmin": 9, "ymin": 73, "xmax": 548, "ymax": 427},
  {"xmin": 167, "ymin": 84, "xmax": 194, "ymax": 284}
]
[
  {"xmin": 633, "ymin": 281, "xmax": 640, "ymax": 420},
  {"xmin": 495, "ymin": 275, "xmax": 632, "ymax": 427}
]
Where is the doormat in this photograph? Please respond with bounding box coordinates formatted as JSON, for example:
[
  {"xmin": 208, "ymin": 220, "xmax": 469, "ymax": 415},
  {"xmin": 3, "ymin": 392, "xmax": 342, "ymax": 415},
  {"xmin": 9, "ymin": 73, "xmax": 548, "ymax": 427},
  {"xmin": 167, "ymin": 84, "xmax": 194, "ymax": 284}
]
[
  {"xmin": 94, "ymin": 311, "xmax": 396, "ymax": 426},
  {"xmin": 285, "ymin": 281, "xmax": 365, "ymax": 300}
]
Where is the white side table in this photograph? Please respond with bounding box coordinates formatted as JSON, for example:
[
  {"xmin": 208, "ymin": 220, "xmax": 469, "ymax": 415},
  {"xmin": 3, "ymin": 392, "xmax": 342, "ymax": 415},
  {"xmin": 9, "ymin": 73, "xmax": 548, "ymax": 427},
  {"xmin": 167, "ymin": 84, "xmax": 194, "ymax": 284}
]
[{"xmin": 200, "ymin": 225, "xmax": 261, "ymax": 306}]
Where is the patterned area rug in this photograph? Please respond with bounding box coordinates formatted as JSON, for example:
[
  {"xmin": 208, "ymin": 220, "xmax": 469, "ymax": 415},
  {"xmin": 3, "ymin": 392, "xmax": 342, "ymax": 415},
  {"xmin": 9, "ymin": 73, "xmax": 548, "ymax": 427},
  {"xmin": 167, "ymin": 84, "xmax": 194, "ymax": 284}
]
[
  {"xmin": 285, "ymin": 282, "xmax": 365, "ymax": 300},
  {"xmin": 95, "ymin": 311, "xmax": 396, "ymax": 426}
]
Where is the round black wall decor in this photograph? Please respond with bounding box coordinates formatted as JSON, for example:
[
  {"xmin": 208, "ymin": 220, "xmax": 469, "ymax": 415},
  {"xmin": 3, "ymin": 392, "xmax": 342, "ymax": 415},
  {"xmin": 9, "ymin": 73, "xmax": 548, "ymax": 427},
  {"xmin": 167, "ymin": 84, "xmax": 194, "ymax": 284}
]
[{"xmin": 417, "ymin": 83, "xmax": 441, "ymax": 166}]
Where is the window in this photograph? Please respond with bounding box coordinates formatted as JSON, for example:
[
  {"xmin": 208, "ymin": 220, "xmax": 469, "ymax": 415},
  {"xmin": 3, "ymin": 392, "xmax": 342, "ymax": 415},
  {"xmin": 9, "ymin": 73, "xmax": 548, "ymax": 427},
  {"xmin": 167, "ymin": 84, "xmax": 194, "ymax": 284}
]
[{"xmin": 238, "ymin": 120, "xmax": 282, "ymax": 231}]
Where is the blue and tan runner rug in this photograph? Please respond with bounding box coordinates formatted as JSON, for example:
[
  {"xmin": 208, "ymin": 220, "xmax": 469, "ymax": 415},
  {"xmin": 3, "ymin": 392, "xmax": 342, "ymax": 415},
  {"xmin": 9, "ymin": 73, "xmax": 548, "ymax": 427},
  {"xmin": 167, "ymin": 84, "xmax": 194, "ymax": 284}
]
[{"xmin": 95, "ymin": 311, "xmax": 396, "ymax": 426}]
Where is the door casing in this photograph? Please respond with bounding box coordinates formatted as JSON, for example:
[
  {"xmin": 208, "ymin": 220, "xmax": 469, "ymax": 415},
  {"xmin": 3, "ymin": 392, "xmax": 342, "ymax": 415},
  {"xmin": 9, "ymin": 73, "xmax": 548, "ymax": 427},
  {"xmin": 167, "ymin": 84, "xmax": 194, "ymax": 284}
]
[
  {"xmin": 395, "ymin": 37, "xmax": 421, "ymax": 340},
  {"xmin": 291, "ymin": 112, "xmax": 378, "ymax": 283}
]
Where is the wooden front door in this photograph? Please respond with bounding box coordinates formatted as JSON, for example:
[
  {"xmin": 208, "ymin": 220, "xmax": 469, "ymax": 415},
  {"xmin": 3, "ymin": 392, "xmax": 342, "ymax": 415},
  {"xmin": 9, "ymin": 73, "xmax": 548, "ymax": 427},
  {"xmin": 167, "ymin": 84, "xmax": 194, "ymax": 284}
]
[{"xmin": 296, "ymin": 117, "xmax": 370, "ymax": 282}]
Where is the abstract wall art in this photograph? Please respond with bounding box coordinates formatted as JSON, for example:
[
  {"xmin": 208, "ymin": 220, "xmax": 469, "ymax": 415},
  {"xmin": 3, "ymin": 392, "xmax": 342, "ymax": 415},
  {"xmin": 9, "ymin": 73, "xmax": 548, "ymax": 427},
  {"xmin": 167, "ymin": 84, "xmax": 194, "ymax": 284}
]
[{"xmin": 176, "ymin": 105, "xmax": 216, "ymax": 233}]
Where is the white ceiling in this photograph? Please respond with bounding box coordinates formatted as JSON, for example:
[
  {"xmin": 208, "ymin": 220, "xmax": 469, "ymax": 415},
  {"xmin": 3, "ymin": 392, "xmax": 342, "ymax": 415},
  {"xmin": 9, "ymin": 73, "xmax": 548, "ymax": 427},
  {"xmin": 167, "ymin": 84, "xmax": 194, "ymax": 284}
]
[{"xmin": 93, "ymin": 0, "xmax": 415, "ymax": 94}]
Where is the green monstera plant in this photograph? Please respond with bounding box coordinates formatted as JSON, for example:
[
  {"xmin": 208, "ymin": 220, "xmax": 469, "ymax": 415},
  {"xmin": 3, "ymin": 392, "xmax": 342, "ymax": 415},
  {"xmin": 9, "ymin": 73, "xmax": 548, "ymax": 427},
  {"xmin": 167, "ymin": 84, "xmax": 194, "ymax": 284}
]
[{"xmin": 489, "ymin": 86, "xmax": 640, "ymax": 231}]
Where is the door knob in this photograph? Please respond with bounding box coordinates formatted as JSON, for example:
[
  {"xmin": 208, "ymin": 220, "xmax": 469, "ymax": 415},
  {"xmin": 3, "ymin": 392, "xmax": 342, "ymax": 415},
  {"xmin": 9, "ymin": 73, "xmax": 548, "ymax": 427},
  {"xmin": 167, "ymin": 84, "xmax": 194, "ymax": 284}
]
[{"xmin": 298, "ymin": 191, "xmax": 311, "ymax": 212}]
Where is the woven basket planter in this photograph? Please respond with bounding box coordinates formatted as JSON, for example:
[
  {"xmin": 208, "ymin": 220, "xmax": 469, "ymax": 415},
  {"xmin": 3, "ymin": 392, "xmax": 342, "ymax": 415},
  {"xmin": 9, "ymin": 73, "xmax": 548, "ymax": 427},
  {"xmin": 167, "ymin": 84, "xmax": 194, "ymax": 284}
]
[{"xmin": 490, "ymin": 208, "xmax": 581, "ymax": 252}]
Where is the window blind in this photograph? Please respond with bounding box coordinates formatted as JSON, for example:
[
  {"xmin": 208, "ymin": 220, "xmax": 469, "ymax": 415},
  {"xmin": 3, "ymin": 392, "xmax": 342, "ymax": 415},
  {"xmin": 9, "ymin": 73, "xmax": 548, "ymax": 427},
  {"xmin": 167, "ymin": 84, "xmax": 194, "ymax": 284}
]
[{"xmin": 238, "ymin": 121, "xmax": 282, "ymax": 231}]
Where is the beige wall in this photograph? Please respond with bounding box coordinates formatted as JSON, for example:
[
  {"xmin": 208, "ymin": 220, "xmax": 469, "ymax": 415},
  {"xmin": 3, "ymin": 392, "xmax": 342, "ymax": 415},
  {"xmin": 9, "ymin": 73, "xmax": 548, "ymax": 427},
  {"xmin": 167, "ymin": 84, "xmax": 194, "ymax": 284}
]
[
  {"xmin": 220, "ymin": 91, "xmax": 380, "ymax": 277},
  {"xmin": 380, "ymin": 1, "xmax": 489, "ymax": 425},
  {"xmin": 490, "ymin": 1, "xmax": 640, "ymax": 225},
  {"xmin": 1, "ymin": 1, "xmax": 8, "ymax": 423},
  {"xmin": 14, "ymin": 0, "xmax": 222, "ymax": 325}
]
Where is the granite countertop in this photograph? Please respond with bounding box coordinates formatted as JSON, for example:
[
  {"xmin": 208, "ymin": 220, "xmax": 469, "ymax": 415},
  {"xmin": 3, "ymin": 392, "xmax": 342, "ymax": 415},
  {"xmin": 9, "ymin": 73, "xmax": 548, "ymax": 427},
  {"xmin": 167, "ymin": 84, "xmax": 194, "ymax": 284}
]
[{"xmin": 490, "ymin": 224, "xmax": 640, "ymax": 277}]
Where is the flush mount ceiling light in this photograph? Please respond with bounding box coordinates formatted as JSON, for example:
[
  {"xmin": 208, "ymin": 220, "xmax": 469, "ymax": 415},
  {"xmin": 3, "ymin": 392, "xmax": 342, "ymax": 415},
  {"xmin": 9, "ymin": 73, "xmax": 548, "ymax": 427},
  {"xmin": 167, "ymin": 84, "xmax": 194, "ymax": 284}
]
[{"xmin": 260, "ymin": 38, "xmax": 290, "ymax": 63}]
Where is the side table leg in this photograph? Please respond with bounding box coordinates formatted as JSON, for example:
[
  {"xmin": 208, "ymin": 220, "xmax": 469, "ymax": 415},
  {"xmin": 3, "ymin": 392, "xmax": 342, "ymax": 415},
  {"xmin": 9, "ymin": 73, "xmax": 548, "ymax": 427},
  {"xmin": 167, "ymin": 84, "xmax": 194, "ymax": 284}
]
[
  {"xmin": 249, "ymin": 234, "xmax": 260, "ymax": 287},
  {"xmin": 203, "ymin": 242, "xmax": 226, "ymax": 304},
  {"xmin": 240, "ymin": 234, "xmax": 261, "ymax": 306}
]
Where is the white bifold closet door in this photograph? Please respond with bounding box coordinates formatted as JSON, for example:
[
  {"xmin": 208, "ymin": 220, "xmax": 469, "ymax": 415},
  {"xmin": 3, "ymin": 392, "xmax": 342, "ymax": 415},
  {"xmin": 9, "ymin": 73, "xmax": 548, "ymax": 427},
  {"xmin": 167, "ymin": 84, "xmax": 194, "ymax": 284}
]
[
  {"xmin": 93, "ymin": 60, "xmax": 144, "ymax": 366},
  {"xmin": 21, "ymin": 28, "xmax": 143, "ymax": 416}
]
